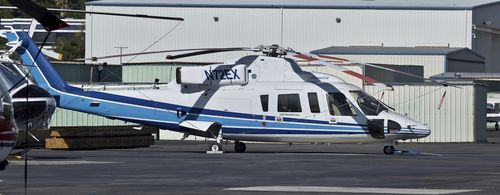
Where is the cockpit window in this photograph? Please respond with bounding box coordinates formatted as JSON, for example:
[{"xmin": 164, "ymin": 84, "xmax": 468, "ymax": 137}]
[
  {"xmin": 350, "ymin": 90, "xmax": 387, "ymax": 115},
  {"xmin": 326, "ymin": 93, "xmax": 357, "ymax": 116},
  {"xmin": 0, "ymin": 62, "xmax": 28, "ymax": 89}
]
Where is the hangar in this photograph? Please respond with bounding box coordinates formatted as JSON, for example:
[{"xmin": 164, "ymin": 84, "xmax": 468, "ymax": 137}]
[{"xmin": 84, "ymin": 0, "xmax": 500, "ymax": 71}]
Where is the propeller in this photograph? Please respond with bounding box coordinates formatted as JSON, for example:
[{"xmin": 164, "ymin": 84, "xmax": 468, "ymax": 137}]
[{"xmin": 80, "ymin": 44, "xmax": 446, "ymax": 89}]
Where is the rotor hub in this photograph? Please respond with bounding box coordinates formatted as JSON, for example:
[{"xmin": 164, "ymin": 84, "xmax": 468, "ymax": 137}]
[{"xmin": 256, "ymin": 44, "xmax": 295, "ymax": 57}]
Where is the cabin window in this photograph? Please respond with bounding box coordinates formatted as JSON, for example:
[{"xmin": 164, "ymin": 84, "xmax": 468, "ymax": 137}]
[
  {"xmin": 326, "ymin": 93, "xmax": 356, "ymax": 116},
  {"xmin": 260, "ymin": 95, "xmax": 269, "ymax": 112},
  {"xmin": 349, "ymin": 90, "xmax": 386, "ymax": 115},
  {"xmin": 307, "ymin": 92, "xmax": 320, "ymax": 113},
  {"xmin": 278, "ymin": 94, "xmax": 302, "ymax": 112}
]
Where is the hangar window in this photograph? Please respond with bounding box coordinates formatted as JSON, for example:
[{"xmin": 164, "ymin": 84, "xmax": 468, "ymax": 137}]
[
  {"xmin": 326, "ymin": 93, "xmax": 356, "ymax": 116},
  {"xmin": 307, "ymin": 92, "xmax": 320, "ymax": 113},
  {"xmin": 260, "ymin": 95, "xmax": 269, "ymax": 112},
  {"xmin": 278, "ymin": 94, "xmax": 302, "ymax": 112}
]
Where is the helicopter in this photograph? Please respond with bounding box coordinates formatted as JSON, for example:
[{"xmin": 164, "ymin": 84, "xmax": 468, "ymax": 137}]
[
  {"xmin": 3, "ymin": 25, "xmax": 433, "ymax": 154},
  {"xmin": 0, "ymin": 33, "xmax": 57, "ymax": 171}
]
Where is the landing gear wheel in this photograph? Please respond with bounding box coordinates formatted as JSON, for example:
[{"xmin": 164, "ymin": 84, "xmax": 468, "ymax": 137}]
[
  {"xmin": 383, "ymin": 146, "xmax": 395, "ymax": 155},
  {"xmin": 234, "ymin": 141, "xmax": 246, "ymax": 153},
  {"xmin": 209, "ymin": 143, "xmax": 222, "ymax": 152},
  {"xmin": 0, "ymin": 160, "xmax": 8, "ymax": 171},
  {"xmin": 496, "ymin": 122, "xmax": 499, "ymax": 131}
]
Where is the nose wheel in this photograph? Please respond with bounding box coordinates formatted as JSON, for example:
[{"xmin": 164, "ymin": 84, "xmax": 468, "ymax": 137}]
[
  {"xmin": 207, "ymin": 128, "xmax": 224, "ymax": 153},
  {"xmin": 209, "ymin": 143, "xmax": 222, "ymax": 152},
  {"xmin": 383, "ymin": 145, "xmax": 395, "ymax": 155},
  {"xmin": 234, "ymin": 141, "xmax": 246, "ymax": 153},
  {"xmin": 0, "ymin": 160, "xmax": 8, "ymax": 171}
]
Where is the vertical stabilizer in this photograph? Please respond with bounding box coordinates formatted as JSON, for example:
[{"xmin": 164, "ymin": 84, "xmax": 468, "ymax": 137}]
[{"xmin": 3, "ymin": 30, "xmax": 69, "ymax": 92}]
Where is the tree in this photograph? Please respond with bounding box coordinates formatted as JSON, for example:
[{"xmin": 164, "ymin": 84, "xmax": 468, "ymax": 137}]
[
  {"xmin": 0, "ymin": 0, "xmax": 85, "ymax": 18},
  {"xmin": 53, "ymin": 30, "xmax": 85, "ymax": 61}
]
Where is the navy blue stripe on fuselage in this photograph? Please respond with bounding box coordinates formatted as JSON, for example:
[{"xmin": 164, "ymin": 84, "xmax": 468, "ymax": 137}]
[
  {"xmin": 57, "ymin": 85, "xmax": 365, "ymax": 127},
  {"xmin": 223, "ymin": 127, "xmax": 367, "ymax": 134}
]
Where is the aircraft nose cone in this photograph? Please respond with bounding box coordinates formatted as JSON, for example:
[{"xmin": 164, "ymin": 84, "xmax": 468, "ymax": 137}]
[{"xmin": 413, "ymin": 124, "xmax": 431, "ymax": 138}]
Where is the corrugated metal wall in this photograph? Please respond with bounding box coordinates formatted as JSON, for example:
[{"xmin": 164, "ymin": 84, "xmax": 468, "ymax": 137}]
[
  {"xmin": 86, "ymin": 6, "xmax": 472, "ymax": 64},
  {"xmin": 50, "ymin": 108, "xmax": 132, "ymax": 127},
  {"xmin": 122, "ymin": 64, "xmax": 179, "ymax": 83},
  {"xmin": 365, "ymin": 84, "xmax": 486, "ymax": 143}
]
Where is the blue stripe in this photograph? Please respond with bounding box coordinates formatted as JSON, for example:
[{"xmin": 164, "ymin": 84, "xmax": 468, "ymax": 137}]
[{"xmin": 223, "ymin": 127, "xmax": 367, "ymax": 135}]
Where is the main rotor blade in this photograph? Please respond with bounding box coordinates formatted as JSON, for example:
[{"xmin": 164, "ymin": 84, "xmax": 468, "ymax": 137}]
[
  {"xmin": 292, "ymin": 53, "xmax": 388, "ymax": 88},
  {"xmin": 0, "ymin": 6, "xmax": 184, "ymax": 21},
  {"xmin": 48, "ymin": 8, "xmax": 184, "ymax": 21},
  {"xmin": 7, "ymin": 0, "xmax": 69, "ymax": 31},
  {"xmin": 316, "ymin": 54, "xmax": 451, "ymax": 87},
  {"xmin": 76, "ymin": 47, "xmax": 253, "ymax": 61},
  {"xmin": 165, "ymin": 48, "xmax": 257, "ymax": 60}
]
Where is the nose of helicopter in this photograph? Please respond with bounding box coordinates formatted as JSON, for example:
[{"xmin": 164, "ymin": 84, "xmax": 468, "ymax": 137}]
[
  {"xmin": 385, "ymin": 112, "xmax": 431, "ymax": 139},
  {"xmin": 408, "ymin": 123, "xmax": 431, "ymax": 138}
]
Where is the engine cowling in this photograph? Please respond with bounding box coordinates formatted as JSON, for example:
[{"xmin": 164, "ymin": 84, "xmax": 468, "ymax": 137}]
[{"xmin": 176, "ymin": 64, "xmax": 248, "ymax": 86}]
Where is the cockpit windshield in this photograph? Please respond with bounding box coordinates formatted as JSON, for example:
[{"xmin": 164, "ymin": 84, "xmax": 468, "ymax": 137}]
[
  {"xmin": 0, "ymin": 62, "xmax": 28, "ymax": 90},
  {"xmin": 326, "ymin": 93, "xmax": 357, "ymax": 116},
  {"xmin": 349, "ymin": 90, "xmax": 387, "ymax": 115}
]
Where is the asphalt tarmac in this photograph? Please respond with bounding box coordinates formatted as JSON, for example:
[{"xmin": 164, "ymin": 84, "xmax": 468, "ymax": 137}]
[{"xmin": 1, "ymin": 130, "xmax": 500, "ymax": 195}]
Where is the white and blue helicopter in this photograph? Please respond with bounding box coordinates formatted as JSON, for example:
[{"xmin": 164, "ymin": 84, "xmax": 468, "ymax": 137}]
[{"xmin": 2, "ymin": 27, "xmax": 432, "ymax": 154}]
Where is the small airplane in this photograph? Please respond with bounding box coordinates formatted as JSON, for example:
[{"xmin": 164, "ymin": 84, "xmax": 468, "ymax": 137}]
[{"xmin": 2, "ymin": 27, "xmax": 432, "ymax": 154}]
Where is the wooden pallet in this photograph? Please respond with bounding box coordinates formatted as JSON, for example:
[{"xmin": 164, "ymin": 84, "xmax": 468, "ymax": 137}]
[{"xmin": 45, "ymin": 126, "xmax": 158, "ymax": 150}]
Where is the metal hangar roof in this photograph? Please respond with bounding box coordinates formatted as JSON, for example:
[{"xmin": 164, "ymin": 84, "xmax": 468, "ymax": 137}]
[{"xmin": 86, "ymin": 0, "xmax": 500, "ymax": 10}]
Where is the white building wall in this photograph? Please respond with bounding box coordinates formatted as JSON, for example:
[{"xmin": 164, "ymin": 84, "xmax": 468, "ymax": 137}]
[{"xmin": 86, "ymin": 6, "xmax": 472, "ymax": 64}]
